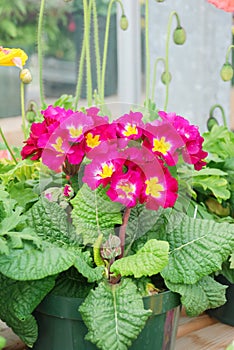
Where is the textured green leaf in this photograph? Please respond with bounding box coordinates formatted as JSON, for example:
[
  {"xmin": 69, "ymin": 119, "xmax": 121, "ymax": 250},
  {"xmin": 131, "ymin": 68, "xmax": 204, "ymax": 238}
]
[
  {"xmin": 0, "ymin": 242, "xmax": 76, "ymax": 280},
  {"xmin": 74, "ymin": 254, "xmax": 104, "ymax": 283},
  {"xmin": 166, "ymin": 276, "xmax": 227, "ymax": 316},
  {"xmin": 9, "ymin": 182, "xmax": 38, "ymax": 208},
  {"xmin": 230, "ymin": 253, "xmax": 234, "ymax": 269},
  {"xmin": 159, "ymin": 211, "xmax": 234, "ymax": 284},
  {"xmin": 27, "ymin": 198, "xmax": 80, "ymax": 246},
  {"xmin": 0, "ymin": 160, "xmax": 40, "ymax": 185},
  {"xmin": 80, "ymin": 279, "xmax": 152, "ymax": 350},
  {"xmin": 0, "ymin": 273, "xmax": 56, "ymax": 346},
  {"xmin": 125, "ymin": 205, "xmax": 163, "ymax": 247},
  {"xmin": 71, "ymin": 184, "xmax": 123, "ymax": 245},
  {"xmin": 111, "ymin": 239, "xmax": 169, "ymax": 278},
  {"xmin": 192, "ymin": 176, "xmax": 230, "ymax": 200}
]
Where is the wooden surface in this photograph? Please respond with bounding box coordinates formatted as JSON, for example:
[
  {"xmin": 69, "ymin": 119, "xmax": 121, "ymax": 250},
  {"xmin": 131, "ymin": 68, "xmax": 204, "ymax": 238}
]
[{"xmin": 0, "ymin": 311, "xmax": 234, "ymax": 350}]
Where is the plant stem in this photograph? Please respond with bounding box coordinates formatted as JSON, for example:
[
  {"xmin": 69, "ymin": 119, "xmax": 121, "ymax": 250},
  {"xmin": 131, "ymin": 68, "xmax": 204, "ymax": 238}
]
[
  {"xmin": 20, "ymin": 81, "xmax": 27, "ymax": 139},
  {"xmin": 83, "ymin": 0, "xmax": 93, "ymax": 106},
  {"xmin": 100, "ymin": 0, "xmax": 124, "ymax": 103},
  {"xmin": 151, "ymin": 57, "xmax": 165, "ymax": 101},
  {"xmin": 37, "ymin": 0, "xmax": 46, "ymax": 107},
  {"xmin": 164, "ymin": 11, "xmax": 181, "ymax": 111},
  {"xmin": 225, "ymin": 44, "xmax": 234, "ymax": 62},
  {"xmin": 145, "ymin": 0, "xmax": 150, "ymax": 108},
  {"xmin": 209, "ymin": 104, "xmax": 227, "ymax": 127},
  {"xmin": 119, "ymin": 207, "xmax": 131, "ymax": 258},
  {"xmin": 74, "ymin": 36, "xmax": 86, "ymax": 110},
  {"xmin": 92, "ymin": 0, "xmax": 102, "ymax": 95},
  {"xmin": 0, "ymin": 128, "xmax": 17, "ymax": 164}
]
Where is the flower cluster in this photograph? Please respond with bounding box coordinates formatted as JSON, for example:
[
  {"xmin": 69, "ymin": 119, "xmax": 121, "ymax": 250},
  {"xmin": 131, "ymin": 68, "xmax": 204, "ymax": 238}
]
[{"xmin": 21, "ymin": 106, "xmax": 207, "ymax": 210}]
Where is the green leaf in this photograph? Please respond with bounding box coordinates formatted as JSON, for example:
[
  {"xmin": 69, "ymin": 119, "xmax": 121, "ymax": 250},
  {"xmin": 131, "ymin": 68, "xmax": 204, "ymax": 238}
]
[
  {"xmin": 192, "ymin": 175, "xmax": 230, "ymax": 200},
  {"xmin": 74, "ymin": 254, "xmax": 104, "ymax": 283},
  {"xmin": 80, "ymin": 279, "xmax": 152, "ymax": 350},
  {"xmin": 0, "ymin": 160, "xmax": 40, "ymax": 186},
  {"xmin": 0, "ymin": 19, "xmax": 17, "ymax": 37},
  {"xmin": 160, "ymin": 211, "xmax": 234, "ymax": 284},
  {"xmin": 111, "ymin": 239, "xmax": 169, "ymax": 278},
  {"xmin": 71, "ymin": 184, "xmax": 123, "ymax": 245},
  {"xmin": 230, "ymin": 252, "xmax": 234, "ymax": 269},
  {"xmin": 0, "ymin": 273, "xmax": 56, "ymax": 347},
  {"xmin": 125, "ymin": 205, "xmax": 163, "ymax": 247},
  {"xmin": 0, "ymin": 242, "xmax": 76, "ymax": 280},
  {"xmin": 8, "ymin": 182, "xmax": 38, "ymax": 209},
  {"xmin": 166, "ymin": 275, "xmax": 227, "ymax": 316},
  {"xmin": 27, "ymin": 198, "xmax": 80, "ymax": 246}
]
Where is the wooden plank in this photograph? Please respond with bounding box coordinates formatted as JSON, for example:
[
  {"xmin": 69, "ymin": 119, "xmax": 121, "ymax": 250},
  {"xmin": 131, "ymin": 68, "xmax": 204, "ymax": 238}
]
[
  {"xmin": 177, "ymin": 314, "xmax": 218, "ymax": 338},
  {"xmin": 175, "ymin": 322, "xmax": 234, "ymax": 350}
]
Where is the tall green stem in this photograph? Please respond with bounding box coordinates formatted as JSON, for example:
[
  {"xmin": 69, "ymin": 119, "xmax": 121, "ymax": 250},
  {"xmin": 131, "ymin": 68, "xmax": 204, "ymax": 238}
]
[
  {"xmin": 0, "ymin": 128, "xmax": 17, "ymax": 164},
  {"xmin": 37, "ymin": 0, "xmax": 46, "ymax": 107},
  {"xmin": 209, "ymin": 104, "xmax": 227, "ymax": 127},
  {"xmin": 92, "ymin": 0, "xmax": 102, "ymax": 95},
  {"xmin": 145, "ymin": 0, "xmax": 150, "ymax": 108},
  {"xmin": 164, "ymin": 11, "xmax": 181, "ymax": 111},
  {"xmin": 151, "ymin": 57, "xmax": 165, "ymax": 101},
  {"xmin": 225, "ymin": 44, "xmax": 234, "ymax": 62},
  {"xmin": 83, "ymin": 0, "xmax": 93, "ymax": 106},
  {"xmin": 100, "ymin": 0, "xmax": 124, "ymax": 103},
  {"xmin": 74, "ymin": 37, "xmax": 86, "ymax": 110},
  {"xmin": 20, "ymin": 82, "xmax": 27, "ymax": 139}
]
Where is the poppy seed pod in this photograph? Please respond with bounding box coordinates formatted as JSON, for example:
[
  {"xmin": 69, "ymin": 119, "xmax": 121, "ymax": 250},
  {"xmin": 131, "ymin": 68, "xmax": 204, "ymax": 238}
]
[
  {"xmin": 120, "ymin": 15, "xmax": 128, "ymax": 30},
  {"xmin": 161, "ymin": 71, "xmax": 172, "ymax": 84},
  {"xmin": 173, "ymin": 26, "xmax": 186, "ymax": 45},
  {"xmin": 20, "ymin": 68, "xmax": 32, "ymax": 84},
  {"xmin": 220, "ymin": 63, "xmax": 234, "ymax": 81}
]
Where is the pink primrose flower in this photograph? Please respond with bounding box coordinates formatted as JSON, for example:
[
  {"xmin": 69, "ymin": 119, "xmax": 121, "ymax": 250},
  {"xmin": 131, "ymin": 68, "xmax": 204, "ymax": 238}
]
[
  {"xmin": 207, "ymin": 0, "xmax": 234, "ymax": 12},
  {"xmin": 141, "ymin": 160, "xmax": 178, "ymax": 211},
  {"xmin": 143, "ymin": 122, "xmax": 184, "ymax": 166},
  {"xmin": 158, "ymin": 111, "xmax": 207, "ymax": 169},
  {"xmin": 21, "ymin": 121, "xmax": 48, "ymax": 160},
  {"xmin": 107, "ymin": 169, "xmax": 144, "ymax": 207},
  {"xmin": 41, "ymin": 129, "xmax": 72, "ymax": 171},
  {"xmin": 84, "ymin": 123, "xmax": 118, "ymax": 155},
  {"xmin": 42, "ymin": 105, "xmax": 74, "ymax": 126},
  {"xmin": 83, "ymin": 149, "xmax": 124, "ymax": 190},
  {"xmin": 114, "ymin": 111, "xmax": 144, "ymax": 140},
  {"xmin": 60, "ymin": 111, "xmax": 94, "ymax": 143}
]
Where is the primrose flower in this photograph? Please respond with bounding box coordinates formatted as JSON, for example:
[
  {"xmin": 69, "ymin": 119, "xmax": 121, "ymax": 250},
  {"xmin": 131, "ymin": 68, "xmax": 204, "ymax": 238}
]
[
  {"xmin": 83, "ymin": 149, "xmax": 124, "ymax": 190},
  {"xmin": 143, "ymin": 162, "xmax": 178, "ymax": 211},
  {"xmin": 207, "ymin": 0, "xmax": 234, "ymax": 12},
  {"xmin": 61, "ymin": 111, "xmax": 93, "ymax": 143},
  {"xmin": 158, "ymin": 111, "xmax": 208, "ymax": 169},
  {"xmin": 107, "ymin": 169, "xmax": 144, "ymax": 207},
  {"xmin": 0, "ymin": 47, "xmax": 28, "ymax": 69},
  {"xmin": 143, "ymin": 122, "xmax": 184, "ymax": 166},
  {"xmin": 114, "ymin": 111, "xmax": 144, "ymax": 140}
]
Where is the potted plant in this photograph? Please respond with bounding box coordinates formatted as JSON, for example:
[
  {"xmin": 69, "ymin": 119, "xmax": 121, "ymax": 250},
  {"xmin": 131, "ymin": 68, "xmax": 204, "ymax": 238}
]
[{"xmin": 0, "ymin": 1, "xmax": 234, "ymax": 350}]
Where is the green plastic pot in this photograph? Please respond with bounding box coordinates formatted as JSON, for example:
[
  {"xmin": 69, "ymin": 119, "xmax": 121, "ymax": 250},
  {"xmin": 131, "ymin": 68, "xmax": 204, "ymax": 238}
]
[
  {"xmin": 207, "ymin": 275, "xmax": 234, "ymax": 326},
  {"xmin": 30, "ymin": 290, "xmax": 181, "ymax": 350}
]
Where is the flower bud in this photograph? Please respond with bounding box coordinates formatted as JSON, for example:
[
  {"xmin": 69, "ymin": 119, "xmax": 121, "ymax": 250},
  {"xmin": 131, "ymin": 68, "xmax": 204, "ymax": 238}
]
[
  {"xmin": 156, "ymin": 0, "xmax": 165, "ymax": 2},
  {"xmin": 161, "ymin": 71, "xmax": 172, "ymax": 84},
  {"xmin": 220, "ymin": 63, "xmax": 233, "ymax": 81},
  {"xmin": 120, "ymin": 15, "xmax": 128, "ymax": 30},
  {"xmin": 26, "ymin": 110, "xmax": 37, "ymax": 123},
  {"xmin": 207, "ymin": 116, "xmax": 218, "ymax": 131},
  {"xmin": 173, "ymin": 26, "xmax": 186, "ymax": 45},
  {"xmin": 20, "ymin": 68, "xmax": 32, "ymax": 84}
]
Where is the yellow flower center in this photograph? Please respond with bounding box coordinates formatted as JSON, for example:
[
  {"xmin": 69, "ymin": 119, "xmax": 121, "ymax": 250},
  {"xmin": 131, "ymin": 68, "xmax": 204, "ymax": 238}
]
[
  {"xmin": 145, "ymin": 177, "xmax": 164, "ymax": 198},
  {"xmin": 86, "ymin": 133, "xmax": 101, "ymax": 148},
  {"xmin": 52, "ymin": 137, "xmax": 64, "ymax": 154},
  {"xmin": 152, "ymin": 137, "xmax": 171, "ymax": 155},
  {"xmin": 68, "ymin": 126, "xmax": 83, "ymax": 139},
  {"xmin": 100, "ymin": 163, "xmax": 114, "ymax": 178},
  {"xmin": 117, "ymin": 181, "xmax": 135, "ymax": 197},
  {"xmin": 123, "ymin": 123, "xmax": 138, "ymax": 137}
]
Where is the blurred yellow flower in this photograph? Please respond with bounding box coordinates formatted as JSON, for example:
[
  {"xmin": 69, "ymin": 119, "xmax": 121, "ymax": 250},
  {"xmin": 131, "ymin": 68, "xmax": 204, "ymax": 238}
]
[{"xmin": 0, "ymin": 47, "xmax": 28, "ymax": 69}]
